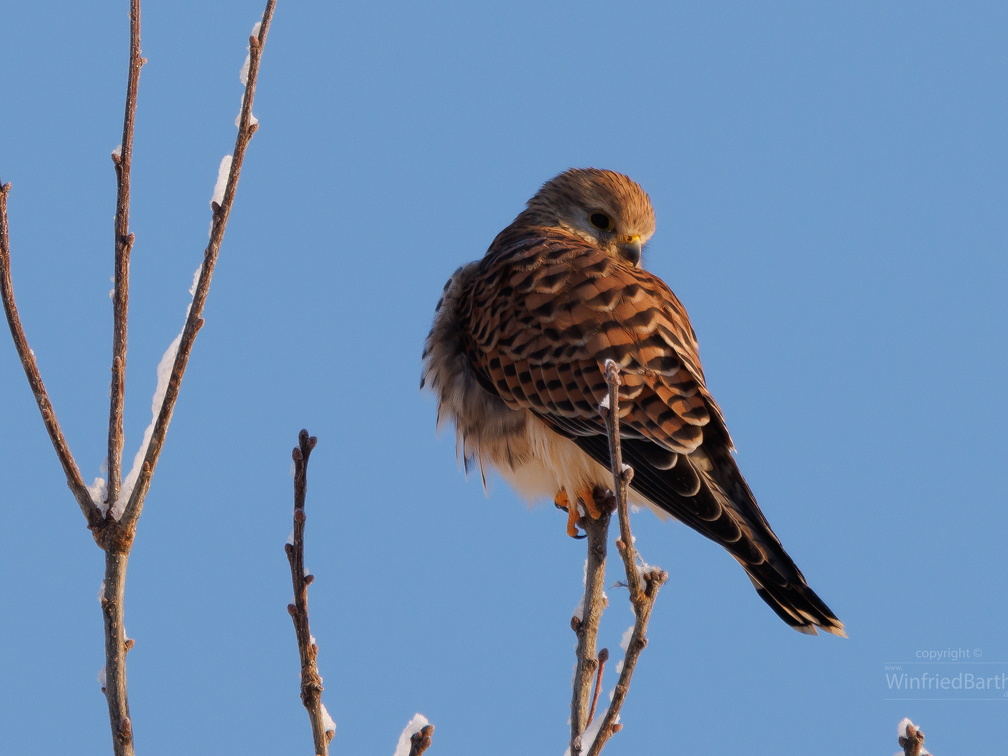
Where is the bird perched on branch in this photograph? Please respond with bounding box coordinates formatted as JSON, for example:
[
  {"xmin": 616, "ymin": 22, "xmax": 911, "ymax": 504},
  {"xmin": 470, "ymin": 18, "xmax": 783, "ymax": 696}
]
[{"xmin": 422, "ymin": 168, "xmax": 844, "ymax": 637}]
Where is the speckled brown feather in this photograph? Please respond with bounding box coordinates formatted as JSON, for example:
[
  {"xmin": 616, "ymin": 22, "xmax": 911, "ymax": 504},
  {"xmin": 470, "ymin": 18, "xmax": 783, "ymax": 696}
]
[
  {"xmin": 463, "ymin": 226, "xmax": 713, "ymax": 453},
  {"xmin": 423, "ymin": 168, "xmax": 844, "ymax": 637}
]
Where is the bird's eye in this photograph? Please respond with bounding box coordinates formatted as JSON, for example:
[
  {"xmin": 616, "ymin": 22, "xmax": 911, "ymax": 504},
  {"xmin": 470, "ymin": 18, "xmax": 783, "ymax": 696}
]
[{"xmin": 589, "ymin": 212, "xmax": 612, "ymax": 231}]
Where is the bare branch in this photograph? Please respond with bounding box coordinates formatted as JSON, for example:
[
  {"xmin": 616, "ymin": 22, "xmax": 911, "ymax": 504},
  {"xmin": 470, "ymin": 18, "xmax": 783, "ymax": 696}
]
[
  {"xmin": 583, "ymin": 361, "xmax": 668, "ymax": 756},
  {"xmin": 105, "ymin": 0, "xmax": 145, "ymax": 510},
  {"xmin": 5, "ymin": 3, "xmax": 280, "ymax": 754},
  {"xmin": 118, "ymin": 0, "xmax": 277, "ymax": 530},
  {"xmin": 101, "ymin": 550, "xmax": 135, "ymax": 756},
  {"xmin": 285, "ymin": 430, "xmax": 334, "ymax": 756},
  {"xmin": 569, "ymin": 493, "xmax": 612, "ymax": 755},
  {"xmin": 96, "ymin": 5, "xmax": 147, "ymax": 752},
  {"xmin": 586, "ymin": 647, "xmax": 608, "ymax": 727},
  {"xmin": 0, "ymin": 182, "xmax": 103, "ymax": 529},
  {"xmin": 600, "ymin": 361, "xmax": 642, "ymax": 600}
]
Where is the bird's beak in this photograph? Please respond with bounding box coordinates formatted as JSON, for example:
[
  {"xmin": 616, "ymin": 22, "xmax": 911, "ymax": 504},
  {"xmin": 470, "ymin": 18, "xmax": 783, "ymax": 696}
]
[{"xmin": 616, "ymin": 236, "xmax": 643, "ymax": 266}]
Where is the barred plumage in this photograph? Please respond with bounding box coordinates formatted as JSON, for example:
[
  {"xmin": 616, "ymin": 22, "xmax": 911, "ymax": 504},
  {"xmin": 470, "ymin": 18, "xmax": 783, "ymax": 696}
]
[{"xmin": 423, "ymin": 168, "xmax": 844, "ymax": 637}]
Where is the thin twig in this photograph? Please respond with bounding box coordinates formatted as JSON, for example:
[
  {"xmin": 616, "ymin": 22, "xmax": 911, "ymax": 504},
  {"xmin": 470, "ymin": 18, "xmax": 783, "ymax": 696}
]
[
  {"xmin": 600, "ymin": 362, "xmax": 642, "ymax": 600},
  {"xmin": 586, "ymin": 647, "xmax": 608, "ymax": 727},
  {"xmin": 105, "ymin": 0, "xmax": 145, "ymax": 512},
  {"xmin": 569, "ymin": 493, "xmax": 612, "ymax": 755},
  {"xmin": 118, "ymin": 0, "xmax": 277, "ymax": 531},
  {"xmin": 286, "ymin": 430, "xmax": 334, "ymax": 756},
  {"xmin": 583, "ymin": 361, "xmax": 668, "ymax": 756},
  {"xmin": 408, "ymin": 725, "xmax": 435, "ymax": 756},
  {"xmin": 98, "ymin": 5, "xmax": 146, "ymax": 752},
  {"xmin": 0, "ymin": 182, "xmax": 103, "ymax": 529}
]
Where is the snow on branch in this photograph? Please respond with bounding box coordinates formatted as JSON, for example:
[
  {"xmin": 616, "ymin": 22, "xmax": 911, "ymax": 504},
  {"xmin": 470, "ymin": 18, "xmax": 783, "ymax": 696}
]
[
  {"xmin": 116, "ymin": 0, "xmax": 277, "ymax": 532},
  {"xmin": 1, "ymin": 2, "xmax": 279, "ymax": 754},
  {"xmin": 898, "ymin": 718, "xmax": 931, "ymax": 756},
  {"xmin": 393, "ymin": 713, "xmax": 434, "ymax": 756}
]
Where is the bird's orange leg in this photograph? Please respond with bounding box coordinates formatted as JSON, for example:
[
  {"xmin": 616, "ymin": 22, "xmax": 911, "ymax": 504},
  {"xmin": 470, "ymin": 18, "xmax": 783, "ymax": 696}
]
[
  {"xmin": 555, "ymin": 486, "xmax": 604, "ymax": 538},
  {"xmin": 554, "ymin": 487, "xmax": 582, "ymax": 538},
  {"xmin": 579, "ymin": 487, "xmax": 603, "ymax": 520}
]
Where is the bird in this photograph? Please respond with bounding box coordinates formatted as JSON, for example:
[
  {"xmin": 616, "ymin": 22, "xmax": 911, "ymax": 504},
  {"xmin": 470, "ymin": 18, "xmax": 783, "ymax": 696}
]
[{"xmin": 421, "ymin": 168, "xmax": 844, "ymax": 637}]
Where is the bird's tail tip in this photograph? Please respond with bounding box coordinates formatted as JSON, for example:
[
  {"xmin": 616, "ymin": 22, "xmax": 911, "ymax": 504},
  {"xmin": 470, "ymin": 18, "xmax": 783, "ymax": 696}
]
[
  {"xmin": 752, "ymin": 578, "xmax": 846, "ymax": 638},
  {"xmin": 793, "ymin": 618, "xmax": 847, "ymax": 638}
]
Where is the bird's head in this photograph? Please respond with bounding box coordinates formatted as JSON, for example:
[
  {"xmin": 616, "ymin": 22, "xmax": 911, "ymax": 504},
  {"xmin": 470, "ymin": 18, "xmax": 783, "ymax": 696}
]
[{"xmin": 520, "ymin": 168, "xmax": 656, "ymax": 266}]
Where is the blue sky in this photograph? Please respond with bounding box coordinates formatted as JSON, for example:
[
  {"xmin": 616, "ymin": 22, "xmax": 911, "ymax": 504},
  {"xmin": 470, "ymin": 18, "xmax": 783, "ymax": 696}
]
[{"xmin": 2, "ymin": 1, "xmax": 1006, "ymax": 753}]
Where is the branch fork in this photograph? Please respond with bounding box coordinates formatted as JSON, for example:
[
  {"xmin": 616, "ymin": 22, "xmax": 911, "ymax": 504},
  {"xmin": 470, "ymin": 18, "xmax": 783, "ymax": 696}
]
[
  {"xmin": 568, "ymin": 360, "xmax": 667, "ymax": 756},
  {"xmin": 1, "ymin": 2, "xmax": 278, "ymax": 753}
]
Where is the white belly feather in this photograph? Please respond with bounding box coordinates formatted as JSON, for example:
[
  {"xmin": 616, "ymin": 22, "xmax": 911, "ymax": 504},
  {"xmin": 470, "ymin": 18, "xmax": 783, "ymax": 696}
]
[{"xmin": 422, "ymin": 263, "xmax": 666, "ymax": 520}]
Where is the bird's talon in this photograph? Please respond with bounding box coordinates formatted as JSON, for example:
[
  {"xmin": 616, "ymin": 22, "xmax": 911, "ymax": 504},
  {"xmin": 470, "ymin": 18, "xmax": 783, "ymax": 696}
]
[
  {"xmin": 554, "ymin": 489, "xmax": 571, "ymax": 512},
  {"xmin": 557, "ymin": 487, "xmax": 585, "ymax": 537},
  {"xmin": 566, "ymin": 502, "xmax": 583, "ymax": 538}
]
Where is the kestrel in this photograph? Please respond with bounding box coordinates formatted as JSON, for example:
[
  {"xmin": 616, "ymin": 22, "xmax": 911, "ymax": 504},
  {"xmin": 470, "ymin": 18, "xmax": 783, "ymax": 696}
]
[{"xmin": 422, "ymin": 168, "xmax": 844, "ymax": 637}]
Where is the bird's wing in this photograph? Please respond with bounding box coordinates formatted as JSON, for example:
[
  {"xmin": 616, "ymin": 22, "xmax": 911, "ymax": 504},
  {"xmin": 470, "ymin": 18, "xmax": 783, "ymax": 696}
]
[
  {"xmin": 463, "ymin": 227, "xmax": 721, "ymax": 453},
  {"xmin": 461, "ymin": 227, "xmax": 845, "ymax": 636}
]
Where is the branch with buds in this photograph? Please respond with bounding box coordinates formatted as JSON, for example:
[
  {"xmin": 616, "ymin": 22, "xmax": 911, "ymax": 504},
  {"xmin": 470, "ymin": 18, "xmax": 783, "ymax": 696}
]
[
  {"xmin": 286, "ymin": 430, "xmax": 336, "ymax": 755},
  {"xmin": 568, "ymin": 360, "xmax": 668, "ymax": 756},
  {"xmin": 0, "ymin": 2, "xmax": 277, "ymax": 752}
]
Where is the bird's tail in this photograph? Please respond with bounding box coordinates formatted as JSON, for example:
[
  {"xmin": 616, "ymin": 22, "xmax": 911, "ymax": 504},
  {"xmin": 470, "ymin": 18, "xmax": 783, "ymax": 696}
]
[
  {"xmin": 701, "ymin": 444, "xmax": 846, "ymax": 637},
  {"xmin": 570, "ymin": 433, "xmax": 846, "ymax": 636},
  {"xmin": 631, "ymin": 439, "xmax": 846, "ymax": 637},
  {"xmin": 694, "ymin": 443, "xmax": 846, "ymax": 637},
  {"xmin": 741, "ymin": 557, "xmax": 846, "ymax": 637}
]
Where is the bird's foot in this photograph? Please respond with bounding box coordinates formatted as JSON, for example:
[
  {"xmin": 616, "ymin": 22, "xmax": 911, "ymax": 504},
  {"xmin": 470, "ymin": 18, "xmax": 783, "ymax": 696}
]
[
  {"xmin": 554, "ymin": 488, "xmax": 583, "ymax": 538},
  {"xmin": 580, "ymin": 487, "xmax": 604, "ymax": 519},
  {"xmin": 555, "ymin": 486, "xmax": 605, "ymax": 538}
]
